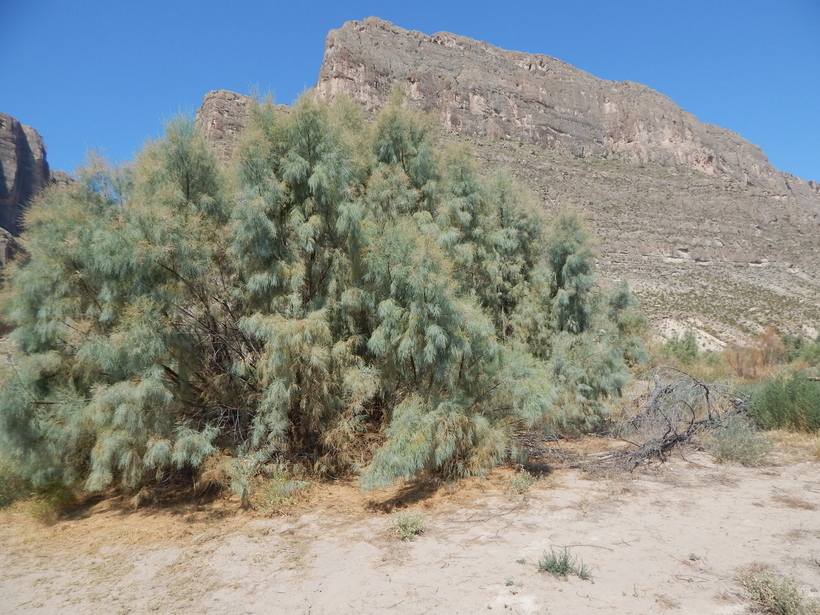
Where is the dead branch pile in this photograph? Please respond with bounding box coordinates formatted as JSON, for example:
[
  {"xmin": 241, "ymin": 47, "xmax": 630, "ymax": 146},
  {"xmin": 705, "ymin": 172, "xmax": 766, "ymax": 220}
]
[
  {"xmin": 513, "ymin": 431, "xmax": 577, "ymax": 468},
  {"xmin": 593, "ymin": 366, "xmax": 749, "ymax": 469}
]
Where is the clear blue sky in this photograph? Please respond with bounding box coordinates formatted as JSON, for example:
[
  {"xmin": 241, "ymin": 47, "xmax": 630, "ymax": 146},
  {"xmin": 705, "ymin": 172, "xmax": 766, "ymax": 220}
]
[{"xmin": 3, "ymin": 0, "xmax": 818, "ymax": 181}]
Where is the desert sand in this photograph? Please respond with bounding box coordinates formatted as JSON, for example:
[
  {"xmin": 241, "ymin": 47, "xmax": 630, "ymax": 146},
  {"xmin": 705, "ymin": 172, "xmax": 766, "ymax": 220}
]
[{"xmin": 2, "ymin": 445, "xmax": 819, "ymax": 615}]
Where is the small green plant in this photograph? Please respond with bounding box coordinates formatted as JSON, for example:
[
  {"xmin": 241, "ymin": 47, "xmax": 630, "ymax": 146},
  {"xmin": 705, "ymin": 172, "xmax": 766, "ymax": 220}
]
[
  {"xmin": 392, "ymin": 511, "xmax": 425, "ymax": 541},
  {"xmin": 505, "ymin": 468, "xmax": 535, "ymax": 499},
  {"xmin": 223, "ymin": 458, "xmax": 255, "ymax": 506},
  {"xmin": 575, "ymin": 562, "xmax": 593, "ymax": 581},
  {"xmin": 706, "ymin": 415, "xmax": 771, "ymax": 466},
  {"xmin": 538, "ymin": 548, "xmax": 592, "ymax": 580},
  {"xmin": 738, "ymin": 565, "xmax": 820, "ymax": 615},
  {"xmin": 539, "ymin": 548, "xmax": 572, "ymax": 576}
]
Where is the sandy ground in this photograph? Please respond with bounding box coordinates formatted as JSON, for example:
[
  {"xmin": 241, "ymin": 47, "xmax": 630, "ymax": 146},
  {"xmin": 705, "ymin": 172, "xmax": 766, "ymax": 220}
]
[{"xmin": 2, "ymin": 446, "xmax": 820, "ymax": 615}]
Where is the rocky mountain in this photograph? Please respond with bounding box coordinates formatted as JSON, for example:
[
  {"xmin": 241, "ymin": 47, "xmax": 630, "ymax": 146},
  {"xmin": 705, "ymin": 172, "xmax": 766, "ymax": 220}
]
[
  {"xmin": 0, "ymin": 112, "xmax": 52, "ymax": 236},
  {"xmin": 316, "ymin": 18, "xmax": 819, "ymax": 213},
  {"xmin": 194, "ymin": 18, "xmax": 820, "ymax": 346}
]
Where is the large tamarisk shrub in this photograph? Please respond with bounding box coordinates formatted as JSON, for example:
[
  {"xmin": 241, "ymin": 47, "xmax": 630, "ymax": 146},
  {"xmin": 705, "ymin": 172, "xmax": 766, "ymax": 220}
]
[{"xmin": 0, "ymin": 95, "xmax": 643, "ymax": 493}]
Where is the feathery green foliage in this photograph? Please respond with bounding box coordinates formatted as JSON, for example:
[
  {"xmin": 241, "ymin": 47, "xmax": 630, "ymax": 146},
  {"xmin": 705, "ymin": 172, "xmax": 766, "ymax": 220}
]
[{"xmin": 0, "ymin": 95, "xmax": 644, "ymax": 494}]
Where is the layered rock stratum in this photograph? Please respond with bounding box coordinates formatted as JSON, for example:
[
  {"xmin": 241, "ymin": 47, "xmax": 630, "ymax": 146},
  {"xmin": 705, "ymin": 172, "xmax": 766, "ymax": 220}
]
[
  {"xmin": 195, "ymin": 18, "xmax": 820, "ymax": 345},
  {"xmin": 0, "ymin": 112, "xmax": 52, "ymax": 236}
]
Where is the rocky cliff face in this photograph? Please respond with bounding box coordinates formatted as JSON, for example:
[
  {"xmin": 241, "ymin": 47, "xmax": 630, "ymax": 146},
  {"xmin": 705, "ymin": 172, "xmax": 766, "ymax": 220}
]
[
  {"xmin": 315, "ymin": 18, "xmax": 818, "ymax": 214},
  {"xmin": 194, "ymin": 90, "xmax": 292, "ymax": 164},
  {"xmin": 0, "ymin": 112, "xmax": 51, "ymax": 236},
  {"xmin": 194, "ymin": 18, "xmax": 820, "ymax": 344},
  {"xmin": 194, "ymin": 90, "xmax": 253, "ymax": 164}
]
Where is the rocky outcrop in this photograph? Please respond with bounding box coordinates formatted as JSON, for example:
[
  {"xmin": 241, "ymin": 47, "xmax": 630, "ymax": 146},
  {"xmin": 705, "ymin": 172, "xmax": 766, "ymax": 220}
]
[
  {"xmin": 194, "ymin": 90, "xmax": 253, "ymax": 164},
  {"xmin": 194, "ymin": 90, "xmax": 294, "ymax": 164},
  {"xmin": 0, "ymin": 227, "xmax": 20, "ymax": 268},
  {"xmin": 315, "ymin": 18, "xmax": 818, "ymax": 213},
  {"xmin": 0, "ymin": 112, "xmax": 51, "ymax": 235}
]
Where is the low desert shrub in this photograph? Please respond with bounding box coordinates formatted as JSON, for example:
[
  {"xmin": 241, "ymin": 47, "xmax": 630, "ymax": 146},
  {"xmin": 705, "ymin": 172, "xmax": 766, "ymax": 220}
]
[
  {"xmin": 705, "ymin": 415, "xmax": 771, "ymax": 466},
  {"xmin": 538, "ymin": 548, "xmax": 592, "ymax": 580},
  {"xmin": 392, "ymin": 510, "xmax": 425, "ymax": 540},
  {"xmin": 505, "ymin": 468, "xmax": 535, "ymax": 499},
  {"xmin": 750, "ymin": 371, "xmax": 820, "ymax": 432},
  {"xmin": 738, "ymin": 565, "xmax": 820, "ymax": 615},
  {"xmin": 253, "ymin": 471, "xmax": 311, "ymax": 515}
]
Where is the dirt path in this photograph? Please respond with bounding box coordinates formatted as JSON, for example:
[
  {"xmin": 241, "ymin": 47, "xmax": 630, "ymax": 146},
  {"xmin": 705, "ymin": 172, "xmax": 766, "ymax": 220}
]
[{"xmin": 2, "ymin": 451, "xmax": 820, "ymax": 614}]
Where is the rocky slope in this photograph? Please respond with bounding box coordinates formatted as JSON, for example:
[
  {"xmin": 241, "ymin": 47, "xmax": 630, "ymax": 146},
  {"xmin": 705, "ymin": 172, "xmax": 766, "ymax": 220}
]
[
  {"xmin": 0, "ymin": 112, "xmax": 52, "ymax": 236},
  {"xmin": 194, "ymin": 18, "xmax": 820, "ymax": 345}
]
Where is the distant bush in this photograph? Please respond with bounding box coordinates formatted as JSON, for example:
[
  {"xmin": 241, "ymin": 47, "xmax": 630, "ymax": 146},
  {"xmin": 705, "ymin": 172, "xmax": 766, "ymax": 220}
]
[
  {"xmin": 801, "ymin": 343, "xmax": 820, "ymax": 366},
  {"xmin": 782, "ymin": 333, "xmax": 820, "ymax": 366},
  {"xmin": 750, "ymin": 370, "xmax": 820, "ymax": 432},
  {"xmin": 724, "ymin": 327, "xmax": 784, "ymax": 380},
  {"xmin": 663, "ymin": 330, "xmax": 699, "ymax": 365},
  {"xmin": 782, "ymin": 334, "xmax": 807, "ymax": 363}
]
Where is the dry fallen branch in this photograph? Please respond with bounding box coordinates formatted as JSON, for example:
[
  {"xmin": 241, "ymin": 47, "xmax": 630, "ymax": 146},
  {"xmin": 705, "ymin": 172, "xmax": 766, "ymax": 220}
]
[
  {"xmin": 513, "ymin": 367, "xmax": 751, "ymax": 472},
  {"xmin": 514, "ymin": 430, "xmax": 580, "ymax": 467},
  {"xmin": 595, "ymin": 367, "xmax": 749, "ymax": 469}
]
